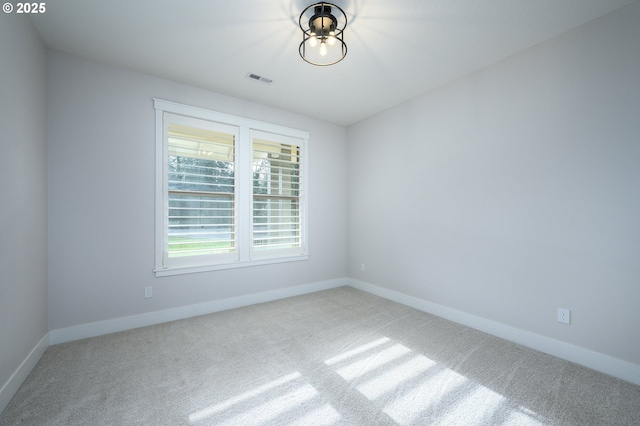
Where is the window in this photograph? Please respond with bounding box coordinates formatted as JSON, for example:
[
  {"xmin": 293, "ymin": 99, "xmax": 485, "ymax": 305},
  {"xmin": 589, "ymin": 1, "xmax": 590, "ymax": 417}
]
[
  {"xmin": 155, "ymin": 100, "xmax": 308, "ymax": 276},
  {"xmin": 252, "ymin": 131, "xmax": 303, "ymax": 257}
]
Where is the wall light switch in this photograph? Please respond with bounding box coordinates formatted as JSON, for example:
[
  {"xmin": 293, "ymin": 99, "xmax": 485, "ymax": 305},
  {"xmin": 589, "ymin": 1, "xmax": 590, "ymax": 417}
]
[{"xmin": 144, "ymin": 286, "xmax": 153, "ymax": 299}]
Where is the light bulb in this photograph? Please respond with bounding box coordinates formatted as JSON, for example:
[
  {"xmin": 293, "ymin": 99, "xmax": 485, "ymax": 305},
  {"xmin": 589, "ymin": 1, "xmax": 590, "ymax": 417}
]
[
  {"xmin": 327, "ymin": 35, "xmax": 336, "ymax": 46},
  {"xmin": 319, "ymin": 41, "xmax": 328, "ymax": 56},
  {"xmin": 309, "ymin": 33, "xmax": 317, "ymax": 47}
]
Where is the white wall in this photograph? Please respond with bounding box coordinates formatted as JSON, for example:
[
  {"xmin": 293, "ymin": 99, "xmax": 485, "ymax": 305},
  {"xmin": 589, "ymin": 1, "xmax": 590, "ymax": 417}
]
[
  {"xmin": 0, "ymin": 14, "xmax": 48, "ymax": 408},
  {"xmin": 347, "ymin": 3, "xmax": 640, "ymax": 366},
  {"xmin": 47, "ymin": 51, "xmax": 348, "ymax": 330}
]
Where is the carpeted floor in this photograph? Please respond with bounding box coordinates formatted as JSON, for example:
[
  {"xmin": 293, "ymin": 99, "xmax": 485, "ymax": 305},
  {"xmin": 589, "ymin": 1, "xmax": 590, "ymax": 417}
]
[{"xmin": 1, "ymin": 286, "xmax": 639, "ymax": 425}]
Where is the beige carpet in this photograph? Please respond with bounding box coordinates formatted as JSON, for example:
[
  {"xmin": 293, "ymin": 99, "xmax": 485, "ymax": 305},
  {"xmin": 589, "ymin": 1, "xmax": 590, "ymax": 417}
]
[{"xmin": 1, "ymin": 287, "xmax": 639, "ymax": 425}]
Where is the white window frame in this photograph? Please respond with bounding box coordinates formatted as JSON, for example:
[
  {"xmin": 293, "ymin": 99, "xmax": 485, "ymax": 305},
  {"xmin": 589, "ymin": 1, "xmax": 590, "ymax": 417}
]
[{"xmin": 154, "ymin": 99, "xmax": 309, "ymax": 277}]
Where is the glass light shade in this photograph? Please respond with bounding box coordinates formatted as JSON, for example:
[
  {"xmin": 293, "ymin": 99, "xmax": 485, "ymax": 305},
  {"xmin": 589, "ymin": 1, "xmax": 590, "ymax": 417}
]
[{"xmin": 319, "ymin": 42, "xmax": 328, "ymax": 56}]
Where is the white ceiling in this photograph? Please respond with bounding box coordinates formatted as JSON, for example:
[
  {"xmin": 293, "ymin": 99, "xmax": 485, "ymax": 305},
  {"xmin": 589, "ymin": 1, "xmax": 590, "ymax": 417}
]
[{"xmin": 30, "ymin": 0, "xmax": 637, "ymax": 126}]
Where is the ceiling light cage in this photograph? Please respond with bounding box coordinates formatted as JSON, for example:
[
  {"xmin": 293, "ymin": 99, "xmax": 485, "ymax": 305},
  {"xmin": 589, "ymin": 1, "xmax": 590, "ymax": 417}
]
[{"xmin": 299, "ymin": 2, "xmax": 347, "ymax": 66}]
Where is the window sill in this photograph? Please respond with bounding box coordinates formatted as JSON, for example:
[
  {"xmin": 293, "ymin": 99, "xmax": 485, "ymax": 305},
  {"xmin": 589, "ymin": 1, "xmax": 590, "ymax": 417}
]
[{"xmin": 154, "ymin": 254, "xmax": 309, "ymax": 277}]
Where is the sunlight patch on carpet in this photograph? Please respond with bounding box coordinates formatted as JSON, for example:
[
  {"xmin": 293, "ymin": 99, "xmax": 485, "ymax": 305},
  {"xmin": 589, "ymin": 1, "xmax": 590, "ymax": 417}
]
[
  {"xmin": 334, "ymin": 343, "xmax": 412, "ymax": 381},
  {"xmin": 324, "ymin": 335, "xmax": 550, "ymax": 425},
  {"xmin": 217, "ymin": 384, "xmax": 319, "ymax": 426},
  {"xmin": 432, "ymin": 382, "xmax": 505, "ymax": 425},
  {"xmin": 382, "ymin": 367, "xmax": 468, "ymax": 424},
  {"xmin": 356, "ymin": 354, "xmax": 436, "ymax": 400},
  {"xmin": 189, "ymin": 372, "xmax": 303, "ymax": 423},
  {"xmin": 324, "ymin": 337, "xmax": 390, "ymax": 366},
  {"xmin": 189, "ymin": 369, "xmax": 343, "ymax": 426}
]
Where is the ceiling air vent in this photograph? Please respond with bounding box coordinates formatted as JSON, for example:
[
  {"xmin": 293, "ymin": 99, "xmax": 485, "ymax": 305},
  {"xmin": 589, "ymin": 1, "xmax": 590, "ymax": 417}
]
[{"xmin": 246, "ymin": 72, "xmax": 273, "ymax": 85}]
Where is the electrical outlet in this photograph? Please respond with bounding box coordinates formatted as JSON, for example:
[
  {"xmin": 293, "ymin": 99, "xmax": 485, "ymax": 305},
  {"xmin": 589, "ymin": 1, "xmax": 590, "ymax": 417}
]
[
  {"xmin": 360, "ymin": 263, "xmax": 366, "ymax": 272},
  {"xmin": 144, "ymin": 286, "xmax": 153, "ymax": 299},
  {"xmin": 557, "ymin": 308, "xmax": 570, "ymax": 324}
]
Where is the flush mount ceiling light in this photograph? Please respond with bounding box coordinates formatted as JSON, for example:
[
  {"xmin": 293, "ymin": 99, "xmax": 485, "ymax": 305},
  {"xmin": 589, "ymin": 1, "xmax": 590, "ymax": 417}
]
[{"xmin": 299, "ymin": 2, "xmax": 347, "ymax": 66}]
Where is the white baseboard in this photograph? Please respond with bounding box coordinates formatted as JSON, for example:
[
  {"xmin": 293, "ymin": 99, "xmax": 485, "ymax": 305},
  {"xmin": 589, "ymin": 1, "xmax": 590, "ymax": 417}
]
[
  {"xmin": 50, "ymin": 278, "xmax": 347, "ymax": 345},
  {"xmin": 348, "ymin": 278, "xmax": 640, "ymax": 386},
  {"xmin": 0, "ymin": 332, "xmax": 49, "ymax": 414}
]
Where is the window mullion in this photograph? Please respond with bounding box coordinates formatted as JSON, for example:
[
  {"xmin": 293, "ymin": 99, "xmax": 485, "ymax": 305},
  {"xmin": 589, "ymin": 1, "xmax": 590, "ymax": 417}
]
[{"xmin": 236, "ymin": 125, "xmax": 252, "ymax": 262}]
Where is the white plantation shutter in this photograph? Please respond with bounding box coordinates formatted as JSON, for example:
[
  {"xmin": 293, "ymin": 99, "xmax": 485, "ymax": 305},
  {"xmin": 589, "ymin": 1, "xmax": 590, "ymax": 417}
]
[
  {"xmin": 251, "ymin": 131, "xmax": 304, "ymax": 258},
  {"xmin": 164, "ymin": 114, "xmax": 239, "ymax": 267}
]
